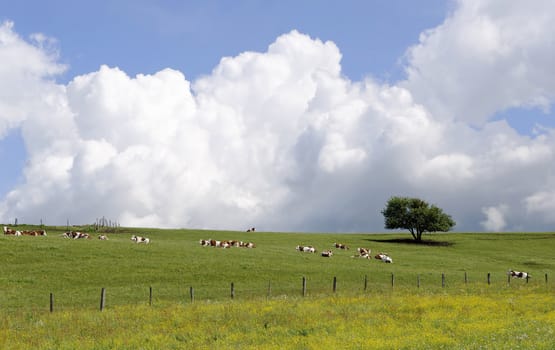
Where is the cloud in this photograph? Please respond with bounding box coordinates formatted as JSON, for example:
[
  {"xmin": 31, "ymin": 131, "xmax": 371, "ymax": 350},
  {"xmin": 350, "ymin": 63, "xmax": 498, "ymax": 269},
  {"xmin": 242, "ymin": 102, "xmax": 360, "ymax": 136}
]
[
  {"xmin": 403, "ymin": 0, "xmax": 555, "ymax": 124},
  {"xmin": 1, "ymin": 2, "xmax": 555, "ymax": 233},
  {"xmin": 481, "ymin": 205, "xmax": 508, "ymax": 232}
]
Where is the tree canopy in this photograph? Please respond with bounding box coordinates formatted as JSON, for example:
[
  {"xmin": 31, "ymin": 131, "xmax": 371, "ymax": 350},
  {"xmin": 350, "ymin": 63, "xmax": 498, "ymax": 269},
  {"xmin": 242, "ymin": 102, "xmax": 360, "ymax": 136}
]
[{"xmin": 381, "ymin": 196, "xmax": 455, "ymax": 241}]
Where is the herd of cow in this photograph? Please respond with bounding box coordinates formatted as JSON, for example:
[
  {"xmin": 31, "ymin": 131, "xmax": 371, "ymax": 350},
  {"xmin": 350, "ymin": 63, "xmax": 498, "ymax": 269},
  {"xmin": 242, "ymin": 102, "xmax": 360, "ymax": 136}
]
[
  {"xmin": 4, "ymin": 226, "xmax": 150, "ymax": 244},
  {"xmin": 296, "ymin": 243, "xmax": 394, "ymax": 262},
  {"xmin": 3, "ymin": 226, "xmax": 47, "ymax": 236},
  {"xmin": 199, "ymin": 239, "xmax": 256, "ymax": 248},
  {"xmin": 4, "ymin": 226, "xmax": 533, "ymax": 277}
]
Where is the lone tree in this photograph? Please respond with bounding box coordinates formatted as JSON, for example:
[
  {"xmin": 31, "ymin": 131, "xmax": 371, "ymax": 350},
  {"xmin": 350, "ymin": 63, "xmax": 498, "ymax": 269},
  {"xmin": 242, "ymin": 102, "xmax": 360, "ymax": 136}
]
[{"xmin": 381, "ymin": 196, "xmax": 455, "ymax": 242}]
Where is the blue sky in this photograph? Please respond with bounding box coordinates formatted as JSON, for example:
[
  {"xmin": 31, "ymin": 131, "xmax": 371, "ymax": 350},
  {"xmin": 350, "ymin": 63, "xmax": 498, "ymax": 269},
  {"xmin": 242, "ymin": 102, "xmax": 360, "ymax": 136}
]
[{"xmin": 1, "ymin": 1, "xmax": 555, "ymax": 232}]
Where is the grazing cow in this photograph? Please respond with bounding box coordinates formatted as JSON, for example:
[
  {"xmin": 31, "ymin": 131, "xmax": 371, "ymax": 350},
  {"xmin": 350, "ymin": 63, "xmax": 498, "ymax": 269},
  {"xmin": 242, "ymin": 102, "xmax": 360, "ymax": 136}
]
[
  {"xmin": 246, "ymin": 227, "xmax": 256, "ymax": 232},
  {"xmin": 98, "ymin": 235, "xmax": 108, "ymax": 240},
  {"xmin": 508, "ymin": 270, "xmax": 530, "ymax": 279},
  {"xmin": 375, "ymin": 253, "xmax": 393, "ymax": 263},
  {"xmin": 296, "ymin": 245, "xmax": 316, "ymax": 253},
  {"xmin": 3, "ymin": 226, "xmax": 21, "ymax": 236},
  {"xmin": 321, "ymin": 250, "xmax": 333, "ymax": 257},
  {"xmin": 334, "ymin": 243, "xmax": 349, "ymax": 250},
  {"xmin": 131, "ymin": 235, "xmax": 150, "ymax": 244},
  {"xmin": 354, "ymin": 247, "xmax": 371, "ymax": 259}
]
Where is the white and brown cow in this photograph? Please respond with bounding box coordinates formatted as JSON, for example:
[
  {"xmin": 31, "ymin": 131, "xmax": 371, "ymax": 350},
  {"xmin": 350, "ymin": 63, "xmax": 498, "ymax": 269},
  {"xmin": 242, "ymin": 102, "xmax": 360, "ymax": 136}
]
[
  {"xmin": 296, "ymin": 245, "xmax": 316, "ymax": 253},
  {"xmin": 375, "ymin": 253, "xmax": 393, "ymax": 263},
  {"xmin": 334, "ymin": 243, "xmax": 349, "ymax": 250},
  {"xmin": 3, "ymin": 226, "xmax": 21, "ymax": 236},
  {"xmin": 21, "ymin": 229, "xmax": 47, "ymax": 236},
  {"xmin": 354, "ymin": 247, "xmax": 371, "ymax": 259},
  {"xmin": 63, "ymin": 231, "xmax": 89, "ymax": 239},
  {"xmin": 131, "ymin": 235, "xmax": 150, "ymax": 244},
  {"xmin": 98, "ymin": 235, "xmax": 108, "ymax": 240},
  {"xmin": 321, "ymin": 250, "xmax": 333, "ymax": 257},
  {"xmin": 508, "ymin": 270, "xmax": 530, "ymax": 279}
]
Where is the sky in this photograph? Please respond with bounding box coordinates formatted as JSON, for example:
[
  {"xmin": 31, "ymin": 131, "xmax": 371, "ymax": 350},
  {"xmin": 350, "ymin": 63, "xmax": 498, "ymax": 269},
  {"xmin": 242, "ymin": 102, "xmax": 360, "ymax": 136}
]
[{"xmin": 1, "ymin": 0, "xmax": 555, "ymax": 233}]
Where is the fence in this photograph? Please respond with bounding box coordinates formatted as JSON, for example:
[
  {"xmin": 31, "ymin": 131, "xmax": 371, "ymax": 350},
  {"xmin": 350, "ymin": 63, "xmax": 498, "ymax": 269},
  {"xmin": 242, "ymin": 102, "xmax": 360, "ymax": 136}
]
[{"xmin": 40, "ymin": 271, "xmax": 551, "ymax": 313}]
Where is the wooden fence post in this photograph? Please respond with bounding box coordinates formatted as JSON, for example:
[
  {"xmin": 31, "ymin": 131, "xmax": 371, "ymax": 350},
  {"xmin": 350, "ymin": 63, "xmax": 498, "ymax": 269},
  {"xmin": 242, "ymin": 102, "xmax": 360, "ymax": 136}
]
[
  {"xmin": 149, "ymin": 286, "xmax": 152, "ymax": 306},
  {"xmin": 100, "ymin": 288, "xmax": 106, "ymax": 311},
  {"xmin": 190, "ymin": 286, "xmax": 194, "ymax": 303},
  {"xmin": 442, "ymin": 273, "xmax": 445, "ymax": 288},
  {"xmin": 231, "ymin": 282, "xmax": 235, "ymax": 299},
  {"xmin": 464, "ymin": 271, "xmax": 468, "ymax": 284},
  {"xmin": 508, "ymin": 273, "xmax": 511, "ymax": 285},
  {"xmin": 546, "ymin": 273, "xmax": 548, "ymax": 285},
  {"xmin": 302, "ymin": 277, "xmax": 307, "ymax": 297},
  {"xmin": 417, "ymin": 274, "xmax": 420, "ymax": 288},
  {"xmin": 391, "ymin": 273, "xmax": 394, "ymax": 288},
  {"xmin": 364, "ymin": 275, "xmax": 368, "ymax": 291},
  {"xmin": 333, "ymin": 276, "xmax": 337, "ymax": 293},
  {"xmin": 487, "ymin": 273, "xmax": 491, "ymax": 285},
  {"xmin": 526, "ymin": 275, "xmax": 529, "ymax": 284},
  {"xmin": 50, "ymin": 293, "xmax": 54, "ymax": 313}
]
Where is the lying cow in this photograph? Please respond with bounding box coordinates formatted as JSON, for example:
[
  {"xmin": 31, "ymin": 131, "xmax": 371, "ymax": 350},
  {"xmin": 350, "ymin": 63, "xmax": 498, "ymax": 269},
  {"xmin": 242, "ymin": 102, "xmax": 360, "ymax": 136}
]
[
  {"xmin": 296, "ymin": 245, "xmax": 316, "ymax": 253},
  {"xmin": 354, "ymin": 247, "xmax": 371, "ymax": 259},
  {"xmin": 63, "ymin": 231, "xmax": 90, "ymax": 239},
  {"xmin": 375, "ymin": 253, "xmax": 393, "ymax": 263},
  {"xmin": 98, "ymin": 235, "xmax": 108, "ymax": 240},
  {"xmin": 131, "ymin": 235, "xmax": 150, "ymax": 244},
  {"xmin": 321, "ymin": 250, "xmax": 333, "ymax": 257},
  {"xmin": 3, "ymin": 226, "xmax": 21, "ymax": 236},
  {"xmin": 334, "ymin": 243, "xmax": 349, "ymax": 250},
  {"xmin": 508, "ymin": 270, "xmax": 530, "ymax": 279},
  {"xmin": 21, "ymin": 229, "xmax": 47, "ymax": 236}
]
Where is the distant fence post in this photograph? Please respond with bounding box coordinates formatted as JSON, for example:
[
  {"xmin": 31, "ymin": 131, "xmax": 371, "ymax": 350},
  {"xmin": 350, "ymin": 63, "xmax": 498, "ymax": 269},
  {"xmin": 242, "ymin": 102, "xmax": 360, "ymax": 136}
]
[
  {"xmin": 302, "ymin": 277, "xmax": 307, "ymax": 297},
  {"xmin": 391, "ymin": 273, "xmax": 394, "ymax": 288},
  {"xmin": 417, "ymin": 274, "xmax": 420, "ymax": 288},
  {"xmin": 190, "ymin": 286, "xmax": 194, "ymax": 303},
  {"xmin": 487, "ymin": 273, "xmax": 491, "ymax": 285},
  {"xmin": 149, "ymin": 286, "xmax": 153, "ymax": 306},
  {"xmin": 442, "ymin": 273, "xmax": 445, "ymax": 288},
  {"xmin": 100, "ymin": 288, "xmax": 106, "ymax": 311},
  {"xmin": 50, "ymin": 293, "xmax": 54, "ymax": 313},
  {"xmin": 546, "ymin": 273, "xmax": 548, "ymax": 285},
  {"xmin": 508, "ymin": 273, "xmax": 511, "ymax": 286},
  {"xmin": 364, "ymin": 275, "xmax": 368, "ymax": 291},
  {"xmin": 464, "ymin": 271, "xmax": 468, "ymax": 284},
  {"xmin": 230, "ymin": 282, "xmax": 235, "ymax": 299},
  {"xmin": 333, "ymin": 276, "xmax": 337, "ymax": 293},
  {"xmin": 526, "ymin": 275, "xmax": 529, "ymax": 284}
]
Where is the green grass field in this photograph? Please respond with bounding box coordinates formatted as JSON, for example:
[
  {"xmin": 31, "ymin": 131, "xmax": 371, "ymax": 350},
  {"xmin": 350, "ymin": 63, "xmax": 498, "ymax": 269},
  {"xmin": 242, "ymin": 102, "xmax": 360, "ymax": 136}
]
[{"xmin": 1, "ymin": 226, "xmax": 554, "ymax": 348}]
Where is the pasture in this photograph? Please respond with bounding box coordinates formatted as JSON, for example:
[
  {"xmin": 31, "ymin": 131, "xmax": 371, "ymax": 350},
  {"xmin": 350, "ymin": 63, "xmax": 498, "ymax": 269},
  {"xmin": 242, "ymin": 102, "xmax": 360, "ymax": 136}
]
[{"xmin": 1, "ymin": 226, "xmax": 554, "ymax": 348}]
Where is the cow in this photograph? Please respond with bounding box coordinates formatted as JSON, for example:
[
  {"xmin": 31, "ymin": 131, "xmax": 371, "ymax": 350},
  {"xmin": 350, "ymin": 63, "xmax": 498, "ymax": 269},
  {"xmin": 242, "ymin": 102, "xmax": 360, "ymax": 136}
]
[
  {"xmin": 508, "ymin": 270, "xmax": 530, "ymax": 279},
  {"xmin": 243, "ymin": 242, "xmax": 256, "ymax": 248},
  {"xmin": 334, "ymin": 243, "xmax": 349, "ymax": 250},
  {"xmin": 3, "ymin": 226, "xmax": 21, "ymax": 236},
  {"xmin": 131, "ymin": 235, "xmax": 150, "ymax": 244},
  {"xmin": 21, "ymin": 229, "xmax": 47, "ymax": 236},
  {"xmin": 375, "ymin": 253, "xmax": 393, "ymax": 263},
  {"xmin": 199, "ymin": 239, "xmax": 211, "ymax": 246},
  {"xmin": 296, "ymin": 245, "xmax": 316, "ymax": 253},
  {"xmin": 354, "ymin": 247, "xmax": 371, "ymax": 259},
  {"xmin": 321, "ymin": 250, "xmax": 333, "ymax": 257},
  {"xmin": 98, "ymin": 235, "xmax": 108, "ymax": 240},
  {"xmin": 63, "ymin": 231, "xmax": 89, "ymax": 239},
  {"xmin": 246, "ymin": 227, "xmax": 256, "ymax": 232}
]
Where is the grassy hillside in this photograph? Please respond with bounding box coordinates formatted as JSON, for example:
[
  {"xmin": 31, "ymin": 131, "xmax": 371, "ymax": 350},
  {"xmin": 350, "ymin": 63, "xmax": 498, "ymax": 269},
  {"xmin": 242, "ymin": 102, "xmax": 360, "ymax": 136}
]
[
  {"xmin": 1, "ymin": 226, "xmax": 554, "ymax": 311},
  {"xmin": 1, "ymin": 226, "xmax": 554, "ymax": 348}
]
